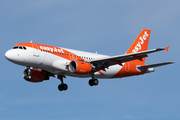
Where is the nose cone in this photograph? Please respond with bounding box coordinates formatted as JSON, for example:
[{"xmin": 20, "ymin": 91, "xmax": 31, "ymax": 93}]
[
  {"xmin": 5, "ymin": 49, "xmax": 19, "ymax": 63},
  {"xmin": 5, "ymin": 50, "xmax": 13, "ymax": 61},
  {"xmin": 5, "ymin": 49, "xmax": 27, "ymax": 66}
]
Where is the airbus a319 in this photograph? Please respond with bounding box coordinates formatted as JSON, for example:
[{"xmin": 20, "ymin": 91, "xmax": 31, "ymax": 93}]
[{"xmin": 5, "ymin": 29, "xmax": 173, "ymax": 91}]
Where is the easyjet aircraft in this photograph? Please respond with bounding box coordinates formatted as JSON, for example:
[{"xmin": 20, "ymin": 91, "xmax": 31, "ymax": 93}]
[{"xmin": 5, "ymin": 29, "xmax": 173, "ymax": 91}]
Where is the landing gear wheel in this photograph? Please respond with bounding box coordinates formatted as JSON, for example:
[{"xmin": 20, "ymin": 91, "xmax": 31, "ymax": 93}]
[
  {"xmin": 89, "ymin": 79, "xmax": 99, "ymax": 86},
  {"xmin": 93, "ymin": 79, "xmax": 99, "ymax": 86},
  {"xmin": 63, "ymin": 84, "xmax": 68, "ymax": 90},
  {"xmin": 58, "ymin": 84, "xmax": 63, "ymax": 91},
  {"xmin": 57, "ymin": 75, "xmax": 68, "ymax": 91},
  {"xmin": 58, "ymin": 84, "xmax": 68, "ymax": 91},
  {"xmin": 89, "ymin": 79, "xmax": 94, "ymax": 86}
]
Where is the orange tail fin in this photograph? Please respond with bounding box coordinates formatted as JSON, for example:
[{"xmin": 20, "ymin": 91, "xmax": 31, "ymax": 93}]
[{"xmin": 126, "ymin": 29, "xmax": 151, "ymax": 64}]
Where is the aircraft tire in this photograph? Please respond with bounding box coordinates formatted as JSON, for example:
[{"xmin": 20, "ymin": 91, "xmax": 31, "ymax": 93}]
[
  {"xmin": 89, "ymin": 79, "xmax": 94, "ymax": 86},
  {"xmin": 89, "ymin": 79, "xmax": 99, "ymax": 86},
  {"xmin": 93, "ymin": 79, "xmax": 99, "ymax": 86},
  {"xmin": 58, "ymin": 84, "xmax": 68, "ymax": 91},
  {"xmin": 63, "ymin": 84, "xmax": 68, "ymax": 90}
]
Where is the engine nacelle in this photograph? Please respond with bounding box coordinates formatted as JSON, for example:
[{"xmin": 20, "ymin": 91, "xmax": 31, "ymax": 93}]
[
  {"xmin": 69, "ymin": 60, "xmax": 92, "ymax": 74},
  {"xmin": 23, "ymin": 68, "xmax": 49, "ymax": 82}
]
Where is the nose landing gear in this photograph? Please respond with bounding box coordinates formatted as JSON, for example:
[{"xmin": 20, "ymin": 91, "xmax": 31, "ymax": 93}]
[
  {"xmin": 58, "ymin": 84, "xmax": 68, "ymax": 91},
  {"xmin": 58, "ymin": 75, "xmax": 68, "ymax": 91}
]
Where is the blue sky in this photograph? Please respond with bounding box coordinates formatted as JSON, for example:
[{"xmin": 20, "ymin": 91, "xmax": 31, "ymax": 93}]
[{"xmin": 0, "ymin": 0, "xmax": 179, "ymax": 120}]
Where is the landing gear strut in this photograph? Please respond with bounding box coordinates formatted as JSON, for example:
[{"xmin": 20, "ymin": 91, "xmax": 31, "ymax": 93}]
[{"xmin": 58, "ymin": 75, "xmax": 68, "ymax": 91}]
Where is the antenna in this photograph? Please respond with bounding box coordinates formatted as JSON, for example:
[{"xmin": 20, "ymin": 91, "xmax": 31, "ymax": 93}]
[{"xmin": 30, "ymin": 40, "xmax": 32, "ymax": 43}]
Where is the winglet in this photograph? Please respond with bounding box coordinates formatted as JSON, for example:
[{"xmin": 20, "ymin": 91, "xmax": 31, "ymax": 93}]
[{"xmin": 164, "ymin": 46, "xmax": 169, "ymax": 52}]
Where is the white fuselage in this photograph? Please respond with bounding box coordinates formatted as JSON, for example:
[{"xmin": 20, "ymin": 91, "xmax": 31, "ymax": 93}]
[{"xmin": 5, "ymin": 45, "xmax": 123, "ymax": 79}]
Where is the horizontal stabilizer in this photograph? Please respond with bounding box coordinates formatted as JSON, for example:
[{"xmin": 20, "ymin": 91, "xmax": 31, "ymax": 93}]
[{"xmin": 137, "ymin": 62, "xmax": 174, "ymax": 70}]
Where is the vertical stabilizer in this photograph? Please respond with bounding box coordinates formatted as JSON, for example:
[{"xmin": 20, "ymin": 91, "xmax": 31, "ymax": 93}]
[
  {"xmin": 126, "ymin": 29, "xmax": 151, "ymax": 64},
  {"xmin": 126, "ymin": 29, "xmax": 151, "ymax": 54}
]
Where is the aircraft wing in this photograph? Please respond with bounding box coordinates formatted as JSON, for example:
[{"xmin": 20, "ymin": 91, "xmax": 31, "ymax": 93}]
[{"xmin": 91, "ymin": 46, "xmax": 169, "ymax": 68}]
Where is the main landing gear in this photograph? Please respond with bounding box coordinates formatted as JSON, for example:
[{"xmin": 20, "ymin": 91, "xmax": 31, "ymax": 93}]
[
  {"xmin": 89, "ymin": 72, "xmax": 99, "ymax": 86},
  {"xmin": 89, "ymin": 79, "xmax": 99, "ymax": 86},
  {"xmin": 58, "ymin": 75, "xmax": 68, "ymax": 91}
]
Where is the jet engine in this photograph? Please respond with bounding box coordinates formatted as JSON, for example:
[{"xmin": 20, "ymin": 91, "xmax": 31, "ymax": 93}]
[
  {"xmin": 69, "ymin": 60, "xmax": 92, "ymax": 74},
  {"xmin": 23, "ymin": 68, "xmax": 49, "ymax": 82}
]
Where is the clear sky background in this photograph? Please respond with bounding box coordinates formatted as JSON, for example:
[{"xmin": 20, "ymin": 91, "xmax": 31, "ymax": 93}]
[{"xmin": 0, "ymin": 0, "xmax": 179, "ymax": 120}]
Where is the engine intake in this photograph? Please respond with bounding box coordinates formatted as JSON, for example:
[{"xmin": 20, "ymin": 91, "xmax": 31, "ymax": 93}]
[
  {"xmin": 69, "ymin": 61, "xmax": 92, "ymax": 74},
  {"xmin": 23, "ymin": 68, "xmax": 49, "ymax": 82}
]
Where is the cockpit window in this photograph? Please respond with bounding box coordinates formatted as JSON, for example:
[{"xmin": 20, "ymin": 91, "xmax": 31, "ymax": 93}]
[
  {"xmin": 23, "ymin": 46, "xmax": 27, "ymax": 50},
  {"xmin": 13, "ymin": 46, "xmax": 18, "ymax": 49},
  {"xmin": 13, "ymin": 46, "xmax": 27, "ymax": 50}
]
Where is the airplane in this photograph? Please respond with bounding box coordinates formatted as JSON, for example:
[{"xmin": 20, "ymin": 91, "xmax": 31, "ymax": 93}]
[{"xmin": 5, "ymin": 29, "xmax": 173, "ymax": 91}]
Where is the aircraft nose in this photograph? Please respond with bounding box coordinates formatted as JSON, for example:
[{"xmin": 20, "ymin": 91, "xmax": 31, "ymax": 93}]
[{"xmin": 5, "ymin": 50, "xmax": 14, "ymax": 61}]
